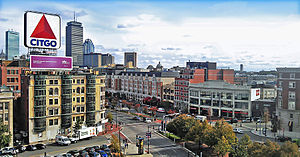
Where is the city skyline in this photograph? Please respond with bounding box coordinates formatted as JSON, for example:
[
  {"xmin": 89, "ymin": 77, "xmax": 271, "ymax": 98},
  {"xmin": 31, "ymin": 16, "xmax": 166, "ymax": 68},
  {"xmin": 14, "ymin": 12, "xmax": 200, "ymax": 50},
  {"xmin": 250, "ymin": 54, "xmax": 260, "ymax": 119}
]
[{"xmin": 0, "ymin": 0, "xmax": 300, "ymax": 71}]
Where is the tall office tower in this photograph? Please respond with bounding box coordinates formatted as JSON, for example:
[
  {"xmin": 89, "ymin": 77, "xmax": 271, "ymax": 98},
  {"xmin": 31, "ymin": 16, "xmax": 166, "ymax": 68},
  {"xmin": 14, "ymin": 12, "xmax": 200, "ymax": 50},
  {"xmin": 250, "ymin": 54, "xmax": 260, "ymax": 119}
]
[
  {"xmin": 83, "ymin": 39, "xmax": 94, "ymax": 54},
  {"xmin": 5, "ymin": 30, "xmax": 19, "ymax": 60},
  {"xmin": 66, "ymin": 21, "xmax": 83, "ymax": 66},
  {"xmin": 101, "ymin": 53, "xmax": 115, "ymax": 66},
  {"xmin": 124, "ymin": 52, "xmax": 137, "ymax": 67},
  {"xmin": 240, "ymin": 64, "xmax": 244, "ymax": 72}
]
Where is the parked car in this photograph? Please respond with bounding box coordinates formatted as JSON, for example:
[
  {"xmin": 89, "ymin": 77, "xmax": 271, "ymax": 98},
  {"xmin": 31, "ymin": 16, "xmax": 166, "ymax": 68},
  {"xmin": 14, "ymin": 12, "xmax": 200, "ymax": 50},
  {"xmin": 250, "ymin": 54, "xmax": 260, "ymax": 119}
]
[
  {"xmin": 242, "ymin": 118, "xmax": 252, "ymax": 123},
  {"xmin": 1, "ymin": 147, "xmax": 18, "ymax": 155},
  {"xmin": 103, "ymin": 148, "xmax": 112, "ymax": 156},
  {"xmin": 90, "ymin": 151, "xmax": 101, "ymax": 157},
  {"xmin": 26, "ymin": 145, "xmax": 37, "ymax": 151},
  {"xmin": 35, "ymin": 143, "xmax": 46, "ymax": 149},
  {"xmin": 15, "ymin": 145, "xmax": 26, "ymax": 153},
  {"xmin": 277, "ymin": 136, "xmax": 292, "ymax": 142},
  {"xmin": 233, "ymin": 128, "xmax": 244, "ymax": 134},
  {"xmin": 157, "ymin": 108, "xmax": 165, "ymax": 113},
  {"xmin": 132, "ymin": 116, "xmax": 140, "ymax": 121},
  {"xmin": 145, "ymin": 118, "xmax": 152, "ymax": 123},
  {"xmin": 100, "ymin": 144, "xmax": 109, "ymax": 150},
  {"xmin": 67, "ymin": 150, "xmax": 80, "ymax": 157},
  {"xmin": 56, "ymin": 135, "xmax": 71, "ymax": 146},
  {"xmin": 230, "ymin": 118, "xmax": 238, "ymax": 124}
]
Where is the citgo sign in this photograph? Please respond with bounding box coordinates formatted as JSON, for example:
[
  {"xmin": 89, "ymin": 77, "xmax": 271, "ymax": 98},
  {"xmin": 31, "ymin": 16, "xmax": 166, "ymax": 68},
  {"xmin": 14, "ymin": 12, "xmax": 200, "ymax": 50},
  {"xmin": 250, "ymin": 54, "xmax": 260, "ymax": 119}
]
[{"xmin": 24, "ymin": 11, "xmax": 61, "ymax": 49}]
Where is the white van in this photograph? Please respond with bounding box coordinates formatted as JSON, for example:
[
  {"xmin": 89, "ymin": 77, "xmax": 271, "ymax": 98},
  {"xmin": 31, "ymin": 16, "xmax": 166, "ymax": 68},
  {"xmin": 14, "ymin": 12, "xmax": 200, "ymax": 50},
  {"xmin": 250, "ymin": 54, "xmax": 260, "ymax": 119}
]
[
  {"xmin": 195, "ymin": 115, "xmax": 207, "ymax": 122},
  {"xmin": 55, "ymin": 135, "xmax": 71, "ymax": 146}
]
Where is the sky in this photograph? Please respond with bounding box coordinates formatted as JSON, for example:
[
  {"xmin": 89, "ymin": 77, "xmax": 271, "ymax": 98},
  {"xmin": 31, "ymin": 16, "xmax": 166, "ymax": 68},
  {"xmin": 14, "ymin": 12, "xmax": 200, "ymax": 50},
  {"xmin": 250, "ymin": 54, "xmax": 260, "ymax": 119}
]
[{"xmin": 0, "ymin": 0, "xmax": 300, "ymax": 71}]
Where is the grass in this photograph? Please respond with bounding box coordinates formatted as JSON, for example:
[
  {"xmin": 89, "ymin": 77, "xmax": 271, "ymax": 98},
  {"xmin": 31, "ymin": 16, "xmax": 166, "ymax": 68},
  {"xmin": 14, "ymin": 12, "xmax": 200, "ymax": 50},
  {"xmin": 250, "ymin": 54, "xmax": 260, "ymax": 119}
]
[{"xmin": 164, "ymin": 132, "xmax": 181, "ymax": 140}]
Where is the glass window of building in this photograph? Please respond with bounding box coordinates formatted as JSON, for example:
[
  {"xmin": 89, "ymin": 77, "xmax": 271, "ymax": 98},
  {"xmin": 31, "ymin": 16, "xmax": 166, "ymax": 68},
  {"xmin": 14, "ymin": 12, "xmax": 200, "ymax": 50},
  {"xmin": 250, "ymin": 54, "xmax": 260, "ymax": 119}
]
[
  {"xmin": 200, "ymin": 91, "xmax": 211, "ymax": 98},
  {"xmin": 4, "ymin": 103, "xmax": 8, "ymax": 110},
  {"xmin": 290, "ymin": 114, "xmax": 293, "ymax": 119},
  {"xmin": 77, "ymin": 97, "xmax": 80, "ymax": 103},
  {"xmin": 49, "ymin": 99, "xmax": 53, "ymax": 105},
  {"xmin": 77, "ymin": 87, "xmax": 80, "ymax": 94},
  {"xmin": 50, "ymin": 80, "xmax": 53, "ymax": 84},
  {"xmin": 77, "ymin": 79, "xmax": 80, "ymax": 84},
  {"xmin": 288, "ymin": 101, "xmax": 295, "ymax": 110},
  {"xmin": 54, "ymin": 80, "xmax": 58, "ymax": 84},
  {"xmin": 7, "ymin": 70, "xmax": 10, "ymax": 74},
  {"xmin": 289, "ymin": 82, "xmax": 296, "ymax": 88},
  {"xmin": 190, "ymin": 90, "xmax": 199, "ymax": 97},
  {"xmin": 49, "ymin": 119, "xmax": 53, "ymax": 126},
  {"xmin": 81, "ymin": 107, "xmax": 84, "ymax": 112},
  {"xmin": 279, "ymin": 73, "xmax": 282, "ymax": 78},
  {"xmin": 76, "ymin": 107, "xmax": 80, "ymax": 112},
  {"xmin": 73, "ymin": 117, "xmax": 75, "ymax": 121},
  {"xmin": 81, "ymin": 97, "xmax": 84, "ymax": 102},
  {"xmin": 81, "ymin": 116, "xmax": 84, "ymax": 121},
  {"xmin": 190, "ymin": 98, "xmax": 199, "ymax": 105},
  {"xmin": 81, "ymin": 87, "xmax": 84, "ymax": 93},
  {"xmin": 289, "ymin": 92, "xmax": 296, "ymax": 99},
  {"xmin": 49, "ymin": 88, "xmax": 53, "ymax": 95},
  {"xmin": 54, "ymin": 119, "xmax": 58, "ymax": 125},
  {"xmin": 54, "ymin": 88, "xmax": 59, "ymax": 95},
  {"xmin": 290, "ymin": 73, "xmax": 295, "ymax": 79},
  {"xmin": 0, "ymin": 103, "xmax": 2, "ymax": 111},
  {"xmin": 16, "ymin": 70, "xmax": 18, "ymax": 74},
  {"xmin": 54, "ymin": 108, "xmax": 58, "ymax": 115},
  {"xmin": 54, "ymin": 99, "xmax": 58, "ymax": 105},
  {"xmin": 49, "ymin": 109, "xmax": 53, "ymax": 115},
  {"xmin": 278, "ymin": 81, "xmax": 282, "ymax": 88},
  {"xmin": 81, "ymin": 79, "xmax": 84, "ymax": 84},
  {"xmin": 4, "ymin": 113, "xmax": 8, "ymax": 121},
  {"xmin": 73, "ymin": 97, "xmax": 75, "ymax": 102},
  {"xmin": 278, "ymin": 99, "xmax": 282, "ymax": 108},
  {"xmin": 73, "ymin": 79, "xmax": 75, "ymax": 84}
]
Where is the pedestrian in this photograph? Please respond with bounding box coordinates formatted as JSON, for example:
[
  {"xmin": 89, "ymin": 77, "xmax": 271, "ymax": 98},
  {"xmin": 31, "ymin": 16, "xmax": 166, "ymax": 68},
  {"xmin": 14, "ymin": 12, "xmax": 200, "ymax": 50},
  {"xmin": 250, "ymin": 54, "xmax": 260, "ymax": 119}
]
[{"xmin": 125, "ymin": 143, "xmax": 128, "ymax": 149}]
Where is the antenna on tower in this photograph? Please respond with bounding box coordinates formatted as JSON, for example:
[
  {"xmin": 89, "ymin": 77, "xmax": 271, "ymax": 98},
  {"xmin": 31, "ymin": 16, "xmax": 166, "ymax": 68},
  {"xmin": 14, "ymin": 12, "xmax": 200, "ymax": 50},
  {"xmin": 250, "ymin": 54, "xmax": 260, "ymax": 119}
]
[{"xmin": 74, "ymin": 11, "xmax": 76, "ymax": 21}]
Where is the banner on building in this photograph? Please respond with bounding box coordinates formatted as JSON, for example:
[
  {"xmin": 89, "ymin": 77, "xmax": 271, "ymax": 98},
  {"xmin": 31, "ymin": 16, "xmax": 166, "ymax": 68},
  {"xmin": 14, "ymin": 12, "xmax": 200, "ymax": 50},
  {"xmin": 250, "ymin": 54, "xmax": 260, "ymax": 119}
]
[
  {"xmin": 251, "ymin": 88, "xmax": 260, "ymax": 101},
  {"xmin": 30, "ymin": 55, "xmax": 72, "ymax": 70}
]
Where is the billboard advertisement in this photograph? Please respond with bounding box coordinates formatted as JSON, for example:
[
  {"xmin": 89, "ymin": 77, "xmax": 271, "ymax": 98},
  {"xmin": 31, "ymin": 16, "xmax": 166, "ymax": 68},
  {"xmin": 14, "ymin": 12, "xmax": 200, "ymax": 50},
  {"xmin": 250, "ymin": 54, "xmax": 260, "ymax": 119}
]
[
  {"xmin": 251, "ymin": 88, "xmax": 260, "ymax": 101},
  {"xmin": 30, "ymin": 55, "xmax": 72, "ymax": 70},
  {"xmin": 24, "ymin": 11, "xmax": 61, "ymax": 49}
]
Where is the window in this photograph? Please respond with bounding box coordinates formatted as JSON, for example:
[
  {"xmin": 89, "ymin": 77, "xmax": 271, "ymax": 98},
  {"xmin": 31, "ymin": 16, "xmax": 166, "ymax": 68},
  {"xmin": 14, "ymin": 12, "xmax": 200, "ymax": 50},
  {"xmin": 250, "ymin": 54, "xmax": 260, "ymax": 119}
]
[
  {"xmin": 289, "ymin": 82, "xmax": 296, "ymax": 88},
  {"xmin": 54, "ymin": 119, "xmax": 58, "ymax": 125},
  {"xmin": 290, "ymin": 114, "xmax": 293, "ymax": 119},
  {"xmin": 73, "ymin": 117, "xmax": 75, "ymax": 121},
  {"xmin": 49, "ymin": 109, "xmax": 53, "ymax": 115},
  {"xmin": 54, "ymin": 108, "xmax": 58, "ymax": 115},
  {"xmin": 54, "ymin": 99, "xmax": 58, "ymax": 105},
  {"xmin": 81, "ymin": 79, "xmax": 84, "ymax": 84},
  {"xmin": 16, "ymin": 70, "xmax": 18, "ymax": 74},
  {"xmin": 76, "ymin": 116, "xmax": 80, "ymax": 122},
  {"xmin": 81, "ymin": 87, "xmax": 84, "ymax": 93},
  {"xmin": 73, "ymin": 89, "xmax": 75, "ymax": 93},
  {"xmin": 49, "ymin": 88, "xmax": 53, "ymax": 95},
  {"xmin": 73, "ymin": 97, "xmax": 75, "ymax": 101},
  {"xmin": 81, "ymin": 107, "xmax": 84, "ymax": 112},
  {"xmin": 50, "ymin": 80, "xmax": 53, "ymax": 84},
  {"xmin": 73, "ymin": 79, "xmax": 75, "ymax": 84},
  {"xmin": 290, "ymin": 73, "xmax": 295, "ymax": 79},
  {"xmin": 289, "ymin": 92, "xmax": 295, "ymax": 99},
  {"xmin": 81, "ymin": 97, "xmax": 84, "ymax": 102},
  {"xmin": 278, "ymin": 99, "xmax": 282, "ymax": 108},
  {"xmin": 0, "ymin": 103, "xmax": 2, "ymax": 110},
  {"xmin": 278, "ymin": 81, "xmax": 282, "ymax": 88},
  {"xmin": 4, "ymin": 113, "xmax": 8, "ymax": 121},
  {"xmin": 73, "ymin": 107, "xmax": 75, "ymax": 111},
  {"xmin": 77, "ymin": 79, "xmax": 80, "ymax": 84},
  {"xmin": 54, "ymin": 88, "xmax": 59, "ymax": 95},
  {"xmin": 49, "ymin": 99, "xmax": 53, "ymax": 105},
  {"xmin": 76, "ymin": 107, "xmax": 80, "ymax": 112},
  {"xmin": 49, "ymin": 119, "xmax": 53, "ymax": 126},
  {"xmin": 4, "ymin": 103, "xmax": 8, "ymax": 110},
  {"xmin": 288, "ymin": 101, "xmax": 295, "ymax": 110},
  {"xmin": 77, "ymin": 87, "xmax": 80, "ymax": 94},
  {"xmin": 81, "ymin": 116, "xmax": 84, "ymax": 121},
  {"xmin": 7, "ymin": 70, "xmax": 10, "ymax": 74},
  {"xmin": 190, "ymin": 90, "xmax": 199, "ymax": 97},
  {"xmin": 279, "ymin": 73, "xmax": 282, "ymax": 78},
  {"xmin": 54, "ymin": 80, "xmax": 58, "ymax": 84},
  {"xmin": 77, "ymin": 97, "xmax": 80, "ymax": 103}
]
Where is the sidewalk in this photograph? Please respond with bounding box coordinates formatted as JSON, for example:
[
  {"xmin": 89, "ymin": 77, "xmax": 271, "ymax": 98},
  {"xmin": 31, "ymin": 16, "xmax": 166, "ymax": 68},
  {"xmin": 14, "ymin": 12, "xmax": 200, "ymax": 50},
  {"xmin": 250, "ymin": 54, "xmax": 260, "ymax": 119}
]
[
  {"xmin": 126, "ymin": 143, "xmax": 153, "ymax": 157},
  {"xmin": 98, "ymin": 123, "xmax": 121, "ymax": 136}
]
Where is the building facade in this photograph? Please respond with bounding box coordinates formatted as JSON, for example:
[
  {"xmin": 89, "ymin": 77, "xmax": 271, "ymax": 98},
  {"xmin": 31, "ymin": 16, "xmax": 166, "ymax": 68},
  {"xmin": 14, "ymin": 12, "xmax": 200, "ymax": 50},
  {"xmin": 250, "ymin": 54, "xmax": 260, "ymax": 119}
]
[
  {"xmin": 189, "ymin": 81, "xmax": 252, "ymax": 118},
  {"xmin": 66, "ymin": 21, "xmax": 83, "ymax": 66},
  {"xmin": 186, "ymin": 61, "xmax": 216, "ymax": 70},
  {"xmin": 0, "ymin": 86, "xmax": 14, "ymax": 147},
  {"xmin": 5, "ymin": 30, "xmax": 19, "ymax": 60},
  {"xmin": 276, "ymin": 68, "xmax": 300, "ymax": 132},
  {"xmin": 124, "ymin": 52, "xmax": 137, "ymax": 67},
  {"xmin": 20, "ymin": 72, "xmax": 106, "ymax": 144},
  {"xmin": 84, "ymin": 53, "xmax": 115, "ymax": 67},
  {"xmin": 83, "ymin": 39, "xmax": 95, "ymax": 54}
]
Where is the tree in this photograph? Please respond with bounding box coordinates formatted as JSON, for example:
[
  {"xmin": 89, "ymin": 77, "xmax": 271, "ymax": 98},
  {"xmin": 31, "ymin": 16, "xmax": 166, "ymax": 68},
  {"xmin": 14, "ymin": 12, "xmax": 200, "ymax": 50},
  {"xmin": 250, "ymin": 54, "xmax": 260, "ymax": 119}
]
[
  {"xmin": 277, "ymin": 141, "xmax": 300, "ymax": 157},
  {"xmin": 143, "ymin": 106, "xmax": 148, "ymax": 114},
  {"xmin": 106, "ymin": 112, "xmax": 113, "ymax": 123},
  {"xmin": 74, "ymin": 119, "xmax": 83, "ymax": 131},
  {"xmin": 213, "ymin": 136, "xmax": 232, "ymax": 157},
  {"xmin": 166, "ymin": 114, "xmax": 196, "ymax": 139},
  {"xmin": 231, "ymin": 135, "xmax": 252, "ymax": 157},
  {"xmin": 0, "ymin": 119, "xmax": 11, "ymax": 148},
  {"xmin": 134, "ymin": 104, "xmax": 140, "ymax": 112},
  {"xmin": 185, "ymin": 120, "xmax": 212, "ymax": 145},
  {"xmin": 110, "ymin": 134, "xmax": 121, "ymax": 153},
  {"xmin": 206, "ymin": 120, "xmax": 236, "ymax": 148},
  {"xmin": 248, "ymin": 140, "xmax": 279, "ymax": 157}
]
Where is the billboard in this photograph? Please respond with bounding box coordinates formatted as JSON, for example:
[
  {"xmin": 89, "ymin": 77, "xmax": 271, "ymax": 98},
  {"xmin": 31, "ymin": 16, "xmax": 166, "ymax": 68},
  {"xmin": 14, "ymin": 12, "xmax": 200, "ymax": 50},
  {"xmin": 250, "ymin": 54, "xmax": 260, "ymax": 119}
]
[
  {"xmin": 251, "ymin": 88, "xmax": 260, "ymax": 101},
  {"xmin": 24, "ymin": 11, "xmax": 61, "ymax": 49},
  {"xmin": 30, "ymin": 55, "xmax": 72, "ymax": 70}
]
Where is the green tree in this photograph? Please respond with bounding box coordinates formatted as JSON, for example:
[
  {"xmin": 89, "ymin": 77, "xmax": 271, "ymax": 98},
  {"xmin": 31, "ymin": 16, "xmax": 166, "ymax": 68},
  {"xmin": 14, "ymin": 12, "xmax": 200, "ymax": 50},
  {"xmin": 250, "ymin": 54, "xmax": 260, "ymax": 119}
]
[
  {"xmin": 232, "ymin": 135, "xmax": 252, "ymax": 157},
  {"xmin": 110, "ymin": 134, "xmax": 121, "ymax": 153},
  {"xmin": 166, "ymin": 114, "xmax": 195, "ymax": 139},
  {"xmin": 106, "ymin": 112, "xmax": 113, "ymax": 123},
  {"xmin": 74, "ymin": 119, "xmax": 83, "ymax": 131},
  {"xmin": 185, "ymin": 120, "xmax": 212, "ymax": 145},
  {"xmin": 206, "ymin": 120, "xmax": 236, "ymax": 148},
  {"xmin": 248, "ymin": 140, "xmax": 279, "ymax": 157},
  {"xmin": 214, "ymin": 136, "xmax": 232, "ymax": 157},
  {"xmin": 277, "ymin": 141, "xmax": 300, "ymax": 157},
  {"xmin": 0, "ymin": 119, "xmax": 11, "ymax": 148}
]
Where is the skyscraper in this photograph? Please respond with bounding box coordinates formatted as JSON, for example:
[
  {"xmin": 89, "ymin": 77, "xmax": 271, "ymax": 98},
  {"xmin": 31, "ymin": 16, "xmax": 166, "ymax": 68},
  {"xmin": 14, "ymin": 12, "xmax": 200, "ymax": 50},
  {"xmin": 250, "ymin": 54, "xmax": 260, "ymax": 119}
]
[
  {"xmin": 5, "ymin": 30, "xmax": 19, "ymax": 60},
  {"xmin": 124, "ymin": 52, "xmax": 137, "ymax": 67},
  {"xmin": 83, "ymin": 39, "xmax": 95, "ymax": 54},
  {"xmin": 66, "ymin": 21, "xmax": 83, "ymax": 66}
]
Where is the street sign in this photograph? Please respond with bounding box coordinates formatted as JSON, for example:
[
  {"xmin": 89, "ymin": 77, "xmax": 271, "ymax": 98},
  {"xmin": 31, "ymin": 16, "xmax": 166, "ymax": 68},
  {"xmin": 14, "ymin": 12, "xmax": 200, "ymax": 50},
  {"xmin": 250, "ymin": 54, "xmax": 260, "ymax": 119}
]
[{"xmin": 146, "ymin": 132, "xmax": 151, "ymax": 138}]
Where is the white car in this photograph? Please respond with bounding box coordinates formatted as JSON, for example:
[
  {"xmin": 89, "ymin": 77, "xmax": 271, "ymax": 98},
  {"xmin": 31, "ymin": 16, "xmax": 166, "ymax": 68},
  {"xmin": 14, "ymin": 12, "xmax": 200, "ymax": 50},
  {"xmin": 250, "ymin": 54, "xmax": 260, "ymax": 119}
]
[
  {"xmin": 157, "ymin": 108, "xmax": 165, "ymax": 113},
  {"xmin": 145, "ymin": 118, "xmax": 152, "ymax": 123},
  {"xmin": 233, "ymin": 128, "xmax": 244, "ymax": 134},
  {"xmin": 55, "ymin": 135, "xmax": 71, "ymax": 146}
]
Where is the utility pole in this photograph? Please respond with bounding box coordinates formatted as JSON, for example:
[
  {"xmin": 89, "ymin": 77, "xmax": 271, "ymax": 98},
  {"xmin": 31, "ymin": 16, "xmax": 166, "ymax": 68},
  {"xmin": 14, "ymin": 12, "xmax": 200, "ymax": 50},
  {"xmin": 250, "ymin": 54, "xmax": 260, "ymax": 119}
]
[
  {"xmin": 116, "ymin": 100, "xmax": 121, "ymax": 154},
  {"xmin": 147, "ymin": 125, "xmax": 150, "ymax": 154}
]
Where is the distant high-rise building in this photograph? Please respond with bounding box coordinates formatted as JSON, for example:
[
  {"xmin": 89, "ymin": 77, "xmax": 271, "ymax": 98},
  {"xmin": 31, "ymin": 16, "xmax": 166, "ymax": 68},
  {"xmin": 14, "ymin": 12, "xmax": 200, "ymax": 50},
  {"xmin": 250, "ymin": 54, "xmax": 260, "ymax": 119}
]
[
  {"xmin": 83, "ymin": 39, "xmax": 94, "ymax": 54},
  {"xmin": 186, "ymin": 61, "xmax": 216, "ymax": 70},
  {"xmin": 240, "ymin": 64, "xmax": 243, "ymax": 72},
  {"xmin": 83, "ymin": 53, "xmax": 115, "ymax": 67},
  {"xmin": 124, "ymin": 52, "xmax": 137, "ymax": 67},
  {"xmin": 5, "ymin": 30, "xmax": 19, "ymax": 60},
  {"xmin": 66, "ymin": 21, "xmax": 83, "ymax": 66}
]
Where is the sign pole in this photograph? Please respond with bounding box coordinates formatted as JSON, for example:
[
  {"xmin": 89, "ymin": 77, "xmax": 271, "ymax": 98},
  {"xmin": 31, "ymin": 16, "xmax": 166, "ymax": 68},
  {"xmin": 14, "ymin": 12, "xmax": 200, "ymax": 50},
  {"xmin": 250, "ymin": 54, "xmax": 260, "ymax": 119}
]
[{"xmin": 148, "ymin": 125, "xmax": 150, "ymax": 154}]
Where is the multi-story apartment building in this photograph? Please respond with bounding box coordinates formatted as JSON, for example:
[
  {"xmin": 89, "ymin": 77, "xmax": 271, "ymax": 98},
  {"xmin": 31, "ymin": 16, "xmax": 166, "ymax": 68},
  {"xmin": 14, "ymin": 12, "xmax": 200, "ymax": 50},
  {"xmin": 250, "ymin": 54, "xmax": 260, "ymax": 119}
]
[
  {"xmin": 0, "ymin": 86, "xmax": 14, "ymax": 147},
  {"xmin": 0, "ymin": 60, "xmax": 29, "ymax": 97},
  {"xmin": 189, "ymin": 80, "xmax": 252, "ymax": 118},
  {"xmin": 106, "ymin": 71, "xmax": 178, "ymax": 102},
  {"xmin": 19, "ymin": 72, "xmax": 106, "ymax": 144},
  {"xmin": 276, "ymin": 68, "xmax": 300, "ymax": 132},
  {"xmin": 174, "ymin": 68, "xmax": 235, "ymax": 112}
]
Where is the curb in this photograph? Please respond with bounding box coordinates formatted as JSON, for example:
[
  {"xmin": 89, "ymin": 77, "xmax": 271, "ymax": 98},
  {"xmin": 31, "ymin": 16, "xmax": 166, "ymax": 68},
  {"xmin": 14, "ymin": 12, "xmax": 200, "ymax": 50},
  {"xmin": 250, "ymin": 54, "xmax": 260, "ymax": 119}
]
[{"xmin": 250, "ymin": 130, "xmax": 275, "ymax": 139}]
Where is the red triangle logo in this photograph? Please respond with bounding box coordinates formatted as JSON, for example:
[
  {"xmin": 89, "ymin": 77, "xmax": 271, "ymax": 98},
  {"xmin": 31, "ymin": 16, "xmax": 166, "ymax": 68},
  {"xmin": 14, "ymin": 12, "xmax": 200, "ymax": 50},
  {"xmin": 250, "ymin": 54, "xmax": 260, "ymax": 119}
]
[{"xmin": 30, "ymin": 15, "xmax": 56, "ymax": 39}]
